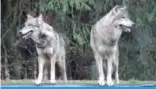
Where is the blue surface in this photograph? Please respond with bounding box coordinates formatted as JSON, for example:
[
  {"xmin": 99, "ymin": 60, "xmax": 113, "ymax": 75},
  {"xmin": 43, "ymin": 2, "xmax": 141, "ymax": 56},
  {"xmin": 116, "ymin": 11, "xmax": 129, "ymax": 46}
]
[{"xmin": 1, "ymin": 86, "xmax": 156, "ymax": 89}]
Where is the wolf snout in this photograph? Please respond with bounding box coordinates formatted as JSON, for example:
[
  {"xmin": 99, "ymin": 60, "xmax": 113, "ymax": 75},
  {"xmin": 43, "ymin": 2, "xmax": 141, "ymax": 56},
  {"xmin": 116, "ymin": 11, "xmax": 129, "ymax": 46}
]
[
  {"xmin": 19, "ymin": 31, "xmax": 22, "ymax": 35},
  {"xmin": 16, "ymin": 31, "xmax": 23, "ymax": 40},
  {"xmin": 132, "ymin": 22, "xmax": 135, "ymax": 26},
  {"xmin": 131, "ymin": 21, "xmax": 135, "ymax": 26},
  {"xmin": 18, "ymin": 31, "xmax": 23, "ymax": 37},
  {"xmin": 19, "ymin": 30, "xmax": 25, "ymax": 35},
  {"xmin": 131, "ymin": 22, "xmax": 135, "ymax": 28}
]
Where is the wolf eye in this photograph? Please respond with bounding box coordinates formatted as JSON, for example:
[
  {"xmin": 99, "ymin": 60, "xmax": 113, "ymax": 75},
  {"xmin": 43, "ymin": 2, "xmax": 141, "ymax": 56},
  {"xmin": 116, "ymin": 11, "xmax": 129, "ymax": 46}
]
[
  {"xmin": 35, "ymin": 25, "xmax": 39, "ymax": 27},
  {"xmin": 28, "ymin": 24, "xmax": 33, "ymax": 26}
]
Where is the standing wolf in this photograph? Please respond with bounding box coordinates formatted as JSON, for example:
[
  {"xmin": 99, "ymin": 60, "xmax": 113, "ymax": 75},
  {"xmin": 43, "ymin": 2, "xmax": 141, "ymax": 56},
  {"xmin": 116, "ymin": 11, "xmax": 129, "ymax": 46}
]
[
  {"xmin": 19, "ymin": 14, "xmax": 67, "ymax": 85},
  {"xmin": 90, "ymin": 5, "xmax": 134, "ymax": 86}
]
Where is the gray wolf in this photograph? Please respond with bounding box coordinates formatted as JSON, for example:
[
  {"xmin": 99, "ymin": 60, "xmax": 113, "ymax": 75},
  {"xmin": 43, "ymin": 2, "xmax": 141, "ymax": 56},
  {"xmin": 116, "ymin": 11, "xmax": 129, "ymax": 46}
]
[
  {"xmin": 19, "ymin": 14, "xmax": 67, "ymax": 85},
  {"xmin": 90, "ymin": 5, "xmax": 134, "ymax": 86}
]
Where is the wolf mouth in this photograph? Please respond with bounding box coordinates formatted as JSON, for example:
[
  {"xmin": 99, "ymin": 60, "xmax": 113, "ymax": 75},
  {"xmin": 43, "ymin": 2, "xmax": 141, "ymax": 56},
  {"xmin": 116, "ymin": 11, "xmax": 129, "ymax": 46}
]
[
  {"xmin": 22, "ymin": 30, "xmax": 33, "ymax": 39},
  {"xmin": 120, "ymin": 25, "xmax": 131, "ymax": 29},
  {"xmin": 120, "ymin": 25, "xmax": 131, "ymax": 32}
]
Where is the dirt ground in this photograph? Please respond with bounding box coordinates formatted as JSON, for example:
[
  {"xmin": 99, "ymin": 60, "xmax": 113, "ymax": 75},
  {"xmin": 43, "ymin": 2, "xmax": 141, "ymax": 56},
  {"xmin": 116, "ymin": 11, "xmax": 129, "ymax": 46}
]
[{"xmin": 1, "ymin": 80, "xmax": 156, "ymax": 87}]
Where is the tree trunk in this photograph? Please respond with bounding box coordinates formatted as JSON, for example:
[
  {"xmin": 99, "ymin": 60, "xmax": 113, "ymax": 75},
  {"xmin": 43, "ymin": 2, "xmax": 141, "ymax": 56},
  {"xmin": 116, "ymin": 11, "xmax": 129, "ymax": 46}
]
[{"xmin": 4, "ymin": 55, "xmax": 10, "ymax": 80}]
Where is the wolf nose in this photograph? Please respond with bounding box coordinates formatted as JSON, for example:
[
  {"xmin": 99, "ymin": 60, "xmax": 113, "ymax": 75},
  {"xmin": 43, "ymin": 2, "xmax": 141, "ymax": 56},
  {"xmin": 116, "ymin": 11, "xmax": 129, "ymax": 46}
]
[
  {"xmin": 132, "ymin": 23, "xmax": 135, "ymax": 27},
  {"xmin": 16, "ymin": 31, "xmax": 22, "ymax": 40},
  {"xmin": 131, "ymin": 22, "xmax": 136, "ymax": 30},
  {"xmin": 18, "ymin": 31, "xmax": 23, "ymax": 37},
  {"xmin": 19, "ymin": 31, "xmax": 23, "ymax": 35},
  {"xmin": 132, "ymin": 22, "xmax": 135, "ymax": 26},
  {"xmin": 19, "ymin": 32, "xmax": 22, "ymax": 34}
]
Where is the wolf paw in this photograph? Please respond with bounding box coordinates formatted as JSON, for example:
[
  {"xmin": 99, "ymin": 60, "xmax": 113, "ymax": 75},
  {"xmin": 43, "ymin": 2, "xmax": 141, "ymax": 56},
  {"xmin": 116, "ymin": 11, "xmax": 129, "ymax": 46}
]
[
  {"xmin": 64, "ymin": 79, "xmax": 68, "ymax": 84},
  {"xmin": 115, "ymin": 80, "xmax": 119, "ymax": 85},
  {"xmin": 35, "ymin": 80, "xmax": 42, "ymax": 86},
  {"xmin": 50, "ymin": 80, "xmax": 56, "ymax": 84},
  {"xmin": 98, "ymin": 78, "xmax": 105, "ymax": 86},
  {"xmin": 106, "ymin": 79, "xmax": 114, "ymax": 86}
]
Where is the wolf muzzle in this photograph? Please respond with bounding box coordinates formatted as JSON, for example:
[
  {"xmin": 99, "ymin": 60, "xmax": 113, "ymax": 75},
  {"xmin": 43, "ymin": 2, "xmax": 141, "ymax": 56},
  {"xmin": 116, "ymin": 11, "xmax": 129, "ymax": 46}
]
[{"xmin": 19, "ymin": 30, "xmax": 33, "ymax": 39}]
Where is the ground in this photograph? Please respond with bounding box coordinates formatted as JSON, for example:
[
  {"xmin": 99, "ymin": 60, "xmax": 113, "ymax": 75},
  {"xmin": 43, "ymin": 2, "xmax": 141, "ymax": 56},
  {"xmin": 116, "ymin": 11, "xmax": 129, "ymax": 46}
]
[{"xmin": 1, "ymin": 80, "xmax": 156, "ymax": 87}]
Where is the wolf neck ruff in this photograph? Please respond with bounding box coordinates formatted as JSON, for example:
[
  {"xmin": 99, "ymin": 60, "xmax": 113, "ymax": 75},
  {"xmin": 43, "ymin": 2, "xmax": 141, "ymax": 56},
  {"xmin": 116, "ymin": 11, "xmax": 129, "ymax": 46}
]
[
  {"xmin": 36, "ymin": 39, "xmax": 52, "ymax": 49},
  {"xmin": 36, "ymin": 32, "xmax": 53, "ymax": 49}
]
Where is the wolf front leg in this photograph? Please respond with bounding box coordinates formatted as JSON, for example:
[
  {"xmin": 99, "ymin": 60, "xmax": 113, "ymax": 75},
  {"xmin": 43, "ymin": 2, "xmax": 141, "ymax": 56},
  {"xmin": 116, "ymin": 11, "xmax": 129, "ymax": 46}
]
[
  {"xmin": 95, "ymin": 53, "xmax": 105, "ymax": 86},
  {"xmin": 50, "ymin": 55, "xmax": 56, "ymax": 84},
  {"xmin": 106, "ymin": 57, "xmax": 114, "ymax": 86},
  {"xmin": 35, "ymin": 56, "xmax": 46, "ymax": 85}
]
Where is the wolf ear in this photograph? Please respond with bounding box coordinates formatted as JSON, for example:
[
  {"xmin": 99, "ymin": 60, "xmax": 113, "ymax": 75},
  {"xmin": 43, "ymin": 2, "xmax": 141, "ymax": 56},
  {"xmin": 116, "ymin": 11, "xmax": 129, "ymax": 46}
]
[
  {"xmin": 121, "ymin": 5, "xmax": 127, "ymax": 11},
  {"xmin": 38, "ymin": 14, "xmax": 43, "ymax": 25},
  {"xmin": 114, "ymin": 5, "xmax": 120, "ymax": 12},
  {"xmin": 27, "ymin": 14, "xmax": 33, "ymax": 20},
  {"xmin": 112, "ymin": 5, "xmax": 120, "ymax": 15},
  {"xmin": 37, "ymin": 14, "xmax": 43, "ymax": 25}
]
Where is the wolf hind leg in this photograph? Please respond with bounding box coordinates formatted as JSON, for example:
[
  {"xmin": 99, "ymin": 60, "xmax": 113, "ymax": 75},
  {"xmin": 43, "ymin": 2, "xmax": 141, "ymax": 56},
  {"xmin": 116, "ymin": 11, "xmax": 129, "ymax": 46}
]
[
  {"xmin": 106, "ymin": 56, "xmax": 114, "ymax": 86},
  {"xmin": 114, "ymin": 53, "xmax": 119, "ymax": 84},
  {"xmin": 57, "ymin": 55, "xmax": 67, "ymax": 83}
]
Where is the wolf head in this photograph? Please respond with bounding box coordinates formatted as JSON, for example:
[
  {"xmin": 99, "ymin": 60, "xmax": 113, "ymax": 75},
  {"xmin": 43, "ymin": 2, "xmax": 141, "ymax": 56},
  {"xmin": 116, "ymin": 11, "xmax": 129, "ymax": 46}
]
[
  {"xmin": 111, "ymin": 5, "xmax": 135, "ymax": 32},
  {"xmin": 19, "ymin": 14, "xmax": 44, "ymax": 44}
]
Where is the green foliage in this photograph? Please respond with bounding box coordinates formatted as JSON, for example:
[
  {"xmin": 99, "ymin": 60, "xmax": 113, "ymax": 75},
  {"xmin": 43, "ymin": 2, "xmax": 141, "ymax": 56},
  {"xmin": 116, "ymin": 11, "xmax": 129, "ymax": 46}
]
[
  {"xmin": 39, "ymin": 0, "xmax": 94, "ymax": 14},
  {"xmin": 119, "ymin": 0, "xmax": 156, "ymax": 80}
]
